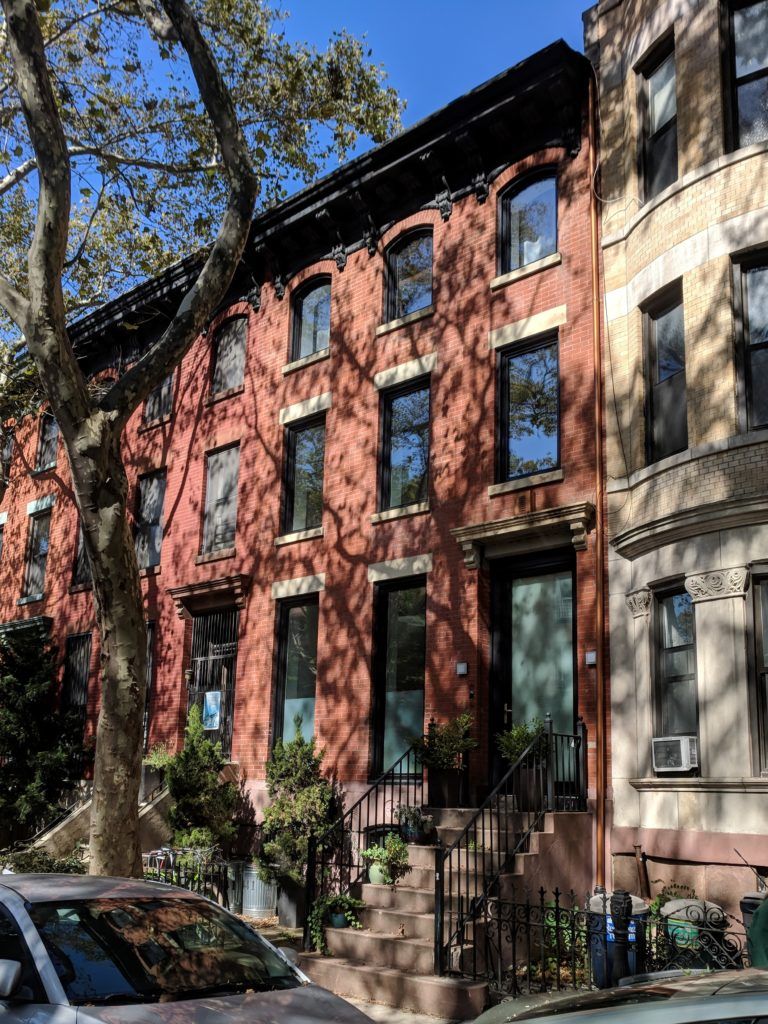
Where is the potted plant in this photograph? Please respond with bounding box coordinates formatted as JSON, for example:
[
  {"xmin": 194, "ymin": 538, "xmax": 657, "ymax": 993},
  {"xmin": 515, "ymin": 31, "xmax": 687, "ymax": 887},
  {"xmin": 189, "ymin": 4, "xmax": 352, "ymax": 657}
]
[
  {"xmin": 496, "ymin": 718, "xmax": 545, "ymax": 811},
  {"xmin": 412, "ymin": 713, "xmax": 478, "ymax": 808},
  {"xmin": 307, "ymin": 892, "xmax": 364, "ymax": 954},
  {"xmin": 361, "ymin": 832, "xmax": 411, "ymax": 885},
  {"xmin": 395, "ymin": 804, "xmax": 435, "ymax": 844}
]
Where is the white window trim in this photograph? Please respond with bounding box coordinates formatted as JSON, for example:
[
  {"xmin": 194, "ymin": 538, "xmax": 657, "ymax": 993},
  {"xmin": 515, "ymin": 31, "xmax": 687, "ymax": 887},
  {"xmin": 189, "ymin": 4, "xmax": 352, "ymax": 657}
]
[
  {"xmin": 374, "ymin": 353, "xmax": 437, "ymax": 391},
  {"xmin": 271, "ymin": 572, "xmax": 326, "ymax": 600},
  {"xmin": 489, "ymin": 305, "xmax": 567, "ymax": 350},
  {"xmin": 27, "ymin": 494, "xmax": 56, "ymax": 515},
  {"xmin": 279, "ymin": 392, "xmax": 332, "ymax": 426},
  {"xmin": 368, "ymin": 553, "xmax": 433, "ymax": 583}
]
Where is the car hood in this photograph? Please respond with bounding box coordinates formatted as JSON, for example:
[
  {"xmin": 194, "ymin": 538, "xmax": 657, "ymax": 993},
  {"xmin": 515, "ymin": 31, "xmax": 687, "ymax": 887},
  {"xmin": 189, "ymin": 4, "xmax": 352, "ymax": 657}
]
[{"xmin": 75, "ymin": 983, "xmax": 371, "ymax": 1024}]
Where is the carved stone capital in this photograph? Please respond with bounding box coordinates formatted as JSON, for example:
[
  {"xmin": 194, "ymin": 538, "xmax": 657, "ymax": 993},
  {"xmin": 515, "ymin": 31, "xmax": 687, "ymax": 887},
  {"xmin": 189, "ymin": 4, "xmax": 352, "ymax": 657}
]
[
  {"xmin": 626, "ymin": 589, "xmax": 652, "ymax": 619},
  {"xmin": 685, "ymin": 567, "xmax": 750, "ymax": 603},
  {"xmin": 459, "ymin": 540, "xmax": 482, "ymax": 570}
]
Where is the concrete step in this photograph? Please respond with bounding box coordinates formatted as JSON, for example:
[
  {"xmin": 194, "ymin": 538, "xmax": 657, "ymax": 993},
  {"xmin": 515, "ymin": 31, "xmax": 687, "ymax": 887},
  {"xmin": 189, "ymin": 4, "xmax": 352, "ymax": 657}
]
[
  {"xmin": 326, "ymin": 926, "xmax": 434, "ymax": 974},
  {"xmin": 406, "ymin": 864, "xmax": 492, "ymax": 892},
  {"xmin": 360, "ymin": 883, "xmax": 435, "ymax": 914},
  {"xmin": 298, "ymin": 953, "xmax": 487, "ymax": 1020},
  {"xmin": 358, "ymin": 906, "xmax": 435, "ymax": 940},
  {"xmin": 406, "ymin": 842, "xmax": 506, "ymax": 871}
]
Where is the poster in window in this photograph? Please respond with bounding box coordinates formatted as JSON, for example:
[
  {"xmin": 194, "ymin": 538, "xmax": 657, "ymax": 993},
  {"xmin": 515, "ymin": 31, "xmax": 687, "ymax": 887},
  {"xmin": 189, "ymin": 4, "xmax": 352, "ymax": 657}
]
[{"xmin": 202, "ymin": 690, "xmax": 221, "ymax": 731}]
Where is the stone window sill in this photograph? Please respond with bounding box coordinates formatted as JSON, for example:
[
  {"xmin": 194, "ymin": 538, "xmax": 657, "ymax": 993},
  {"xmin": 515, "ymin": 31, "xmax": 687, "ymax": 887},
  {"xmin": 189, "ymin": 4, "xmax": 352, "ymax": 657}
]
[
  {"xmin": 282, "ymin": 348, "xmax": 331, "ymax": 376},
  {"xmin": 376, "ymin": 304, "xmax": 434, "ymax": 338},
  {"xmin": 139, "ymin": 565, "xmax": 161, "ymax": 577},
  {"xmin": 195, "ymin": 547, "xmax": 236, "ymax": 565},
  {"xmin": 17, "ymin": 593, "xmax": 43, "ymax": 606},
  {"xmin": 139, "ymin": 415, "xmax": 172, "ymax": 434},
  {"xmin": 371, "ymin": 501, "xmax": 430, "ymax": 524},
  {"xmin": 630, "ymin": 777, "xmax": 768, "ymax": 793},
  {"xmin": 488, "ymin": 468, "xmax": 564, "ymax": 497},
  {"xmin": 206, "ymin": 384, "xmax": 244, "ymax": 407},
  {"xmin": 490, "ymin": 251, "xmax": 562, "ymax": 292},
  {"xmin": 275, "ymin": 526, "xmax": 324, "ymax": 547},
  {"xmin": 69, "ymin": 582, "xmax": 93, "ymax": 595}
]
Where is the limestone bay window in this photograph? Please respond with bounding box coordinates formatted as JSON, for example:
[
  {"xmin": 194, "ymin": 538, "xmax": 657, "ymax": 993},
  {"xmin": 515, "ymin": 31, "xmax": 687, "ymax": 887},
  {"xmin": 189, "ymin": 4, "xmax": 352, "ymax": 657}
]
[
  {"xmin": 639, "ymin": 40, "xmax": 678, "ymax": 200},
  {"xmin": 384, "ymin": 230, "xmax": 433, "ymax": 322},
  {"xmin": 292, "ymin": 278, "xmax": 331, "ymax": 361},
  {"xmin": 498, "ymin": 334, "xmax": 559, "ymax": 481},
  {"xmin": 727, "ymin": 0, "xmax": 768, "ymax": 149},
  {"xmin": 644, "ymin": 282, "xmax": 687, "ymax": 464},
  {"xmin": 282, "ymin": 416, "xmax": 325, "ymax": 535},
  {"xmin": 379, "ymin": 378, "xmax": 430, "ymax": 511},
  {"xmin": 499, "ymin": 175, "xmax": 557, "ymax": 274}
]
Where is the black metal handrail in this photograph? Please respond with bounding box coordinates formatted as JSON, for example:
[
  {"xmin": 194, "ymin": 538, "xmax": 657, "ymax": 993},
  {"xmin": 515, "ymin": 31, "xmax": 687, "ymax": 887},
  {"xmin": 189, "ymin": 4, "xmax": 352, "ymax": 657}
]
[
  {"xmin": 435, "ymin": 716, "xmax": 587, "ymax": 979},
  {"xmin": 303, "ymin": 742, "xmax": 423, "ymax": 949}
]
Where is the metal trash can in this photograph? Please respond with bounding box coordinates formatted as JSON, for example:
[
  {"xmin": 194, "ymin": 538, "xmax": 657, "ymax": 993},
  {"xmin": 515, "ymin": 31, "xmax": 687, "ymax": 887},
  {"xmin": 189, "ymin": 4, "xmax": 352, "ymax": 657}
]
[
  {"xmin": 242, "ymin": 865, "xmax": 278, "ymax": 918},
  {"xmin": 588, "ymin": 890, "xmax": 649, "ymax": 989},
  {"xmin": 661, "ymin": 898, "xmax": 726, "ymax": 969},
  {"xmin": 740, "ymin": 891, "xmax": 767, "ymax": 933}
]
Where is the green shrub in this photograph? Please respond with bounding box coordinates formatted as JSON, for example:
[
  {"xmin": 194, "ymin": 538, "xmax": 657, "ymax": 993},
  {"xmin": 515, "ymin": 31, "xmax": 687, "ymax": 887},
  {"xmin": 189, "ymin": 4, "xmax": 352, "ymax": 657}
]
[
  {"xmin": 360, "ymin": 832, "xmax": 411, "ymax": 885},
  {"xmin": 3, "ymin": 847, "xmax": 85, "ymax": 874},
  {"xmin": 259, "ymin": 716, "xmax": 335, "ymax": 885},
  {"xmin": 307, "ymin": 893, "xmax": 364, "ymax": 954},
  {"xmin": 496, "ymin": 718, "xmax": 545, "ymax": 765},
  {"xmin": 412, "ymin": 712, "xmax": 478, "ymax": 769}
]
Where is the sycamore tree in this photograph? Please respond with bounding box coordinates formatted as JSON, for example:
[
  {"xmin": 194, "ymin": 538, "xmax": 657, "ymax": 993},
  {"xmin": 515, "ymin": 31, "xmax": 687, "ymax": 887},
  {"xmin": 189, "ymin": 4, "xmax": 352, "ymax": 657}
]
[{"xmin": 0, "ymin": 0, "xmax": 401, "ymax": 876}]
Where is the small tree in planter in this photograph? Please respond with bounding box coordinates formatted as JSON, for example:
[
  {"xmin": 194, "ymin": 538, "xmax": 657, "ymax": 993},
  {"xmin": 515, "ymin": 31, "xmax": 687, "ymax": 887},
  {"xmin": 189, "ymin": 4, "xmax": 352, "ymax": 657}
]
[
  {"xmin": 496, "ymin": 718, "xmax": 545, "ymax": 811},
  {"xmin": 395, "ymin": 805, "xmax": 435, "ymax": 844},
  {"xmin": 361, "ymin": 832, "xmax": 411, "ymax": 885},
  {"xmin": 259, "ymin": 717, "xmax": 336, "ymax": 927},
  {"xmin": 412, "ymin": 713, "xmax": 478, "ymax": 807}
]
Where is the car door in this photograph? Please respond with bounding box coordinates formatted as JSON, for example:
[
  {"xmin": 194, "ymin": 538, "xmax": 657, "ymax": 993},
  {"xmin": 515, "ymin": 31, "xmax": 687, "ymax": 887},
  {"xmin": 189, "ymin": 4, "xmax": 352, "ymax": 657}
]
[{"xmin": 0, "ymin": 893, "xmax": 74, "ymax": 1023}]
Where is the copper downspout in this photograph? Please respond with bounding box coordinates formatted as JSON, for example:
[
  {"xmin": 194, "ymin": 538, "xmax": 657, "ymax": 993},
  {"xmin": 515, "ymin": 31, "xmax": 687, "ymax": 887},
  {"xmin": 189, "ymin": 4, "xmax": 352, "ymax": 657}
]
[{"xmin": 588, "ymin": 73, "xmax": 607, "ymax": 888}]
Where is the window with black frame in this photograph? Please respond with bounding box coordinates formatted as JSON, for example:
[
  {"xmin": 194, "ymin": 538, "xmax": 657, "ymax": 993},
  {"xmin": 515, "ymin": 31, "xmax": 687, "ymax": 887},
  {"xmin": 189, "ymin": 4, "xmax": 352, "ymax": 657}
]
[
  {"xmin": 283, "ymin": 416, "xmax": 325, "ymax": 534},
  {"xmin": 645, "ymin": 283, "xmax": 687, "ymax": 463},
  {"xmin": 36, "ymin": 411, "xmax": 58, "ymax": 471},
  {"xmin": 736, "ymin": 257, "xmax": 768, "ymax": 429},
  {"xmin": 63, "ymin": 633, "xmax": 92, "ymax": 734},
  {"xmin": 728, "ymin": 0, "xmax": 768, "ymax": 149},
  {"xmin": 380, "ymin": 379, "xmax": 430, "ymax": 511},
  {"xmin": 211, "ymin": 317, "xmax": 247, "ymax": 395},
  {"xmin": 72, "ymin": 524, "xmax": 91, "ymax": 587},
  {"xmin": 275, "ymin": 596, "xmax": 319, "ymax": 744},
  {"xmin": 144, "ymin": 372, "xmax": 173, "ymax": 423},
  {"xmin": 292, "ymin": 279, "xmax": 331, "ymax": 361},
  {"xmin": 135, "ymin": 470, "xmax": 167, "ymax": 569},
  {"xmin": 640, "ymin": 42, "xmax": 678, "ymax": 199},
  {"xmin": 22, "ymin": 509, "xmax": 51, "ymax": 599},
  {"xmin": 385, "ymin": 231, "xmax": 433, "ymax": 322},
  {"xmin": 143, "ymin": 621, "xmax": 155, "ymax": 752},
  {"xmin": 202, "ymin": 445, "xmax": 239, "ymax": 553},
  {"xmin": 1, "ymin": 430, "xmax": 13, "ymax": 482},
  {"xmin": 499, "ymin": 335, "xmax": 559, "ymax": 481},
  {"xmin": 655, "ymin": 590, "xmax": 698, "ymax": 738},
  {"xmin": 500, "ymin": 175, "xmax": 557, "ymax": 275}
]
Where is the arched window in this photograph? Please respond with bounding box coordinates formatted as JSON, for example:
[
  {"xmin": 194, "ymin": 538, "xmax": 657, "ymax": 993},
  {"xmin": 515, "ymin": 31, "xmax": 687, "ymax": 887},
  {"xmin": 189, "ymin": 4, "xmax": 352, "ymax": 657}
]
[
  {"xmin": 385, "ymin": 229, "xmax": 433, "ymax": 322},
  {"xmin": 292, "ymin": 278, "xmax": 331, "ymax": 361},
  {"xmin": 500, "ymin": 175, "xmax": 557, "ymax": 274}
]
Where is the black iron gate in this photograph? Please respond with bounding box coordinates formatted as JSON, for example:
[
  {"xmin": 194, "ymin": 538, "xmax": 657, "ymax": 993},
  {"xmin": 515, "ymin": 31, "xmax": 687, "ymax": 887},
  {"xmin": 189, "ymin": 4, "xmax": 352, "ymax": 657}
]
[{"xmin": 188, "ymin": 609, "xmax": 239, "ymax": 758}]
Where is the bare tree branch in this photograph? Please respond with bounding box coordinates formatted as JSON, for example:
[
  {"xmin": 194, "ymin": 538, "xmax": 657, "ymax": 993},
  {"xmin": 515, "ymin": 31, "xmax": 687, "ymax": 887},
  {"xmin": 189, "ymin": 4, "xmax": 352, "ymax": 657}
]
[
  {"xmin": 0, "ymin": 272, "xmax": 29, "ymax": 328},
  {"xmin": 102, "ymin": 0, "xmax": 257, "ymax": 421},
  {"xmin": 0, "ymin": 154, "xmax": 37, "ymax": 195},
  {"xmin": 134, "ymin": 0, "xmax": 178, "ymax": 43}
]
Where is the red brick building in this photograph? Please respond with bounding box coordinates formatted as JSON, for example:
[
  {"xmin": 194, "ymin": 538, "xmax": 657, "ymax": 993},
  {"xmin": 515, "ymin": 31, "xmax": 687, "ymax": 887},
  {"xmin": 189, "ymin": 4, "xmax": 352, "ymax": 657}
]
[{"xmin": 0, "ymin": 43, "xmax": 602, "ymax": 823}]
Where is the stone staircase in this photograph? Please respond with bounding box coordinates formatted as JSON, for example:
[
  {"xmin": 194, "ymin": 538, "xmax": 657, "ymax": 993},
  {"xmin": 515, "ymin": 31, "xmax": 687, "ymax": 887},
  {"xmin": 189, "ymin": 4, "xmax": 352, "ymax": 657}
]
[{"xmin": 298, "ymin": 806, "xmax": 592, "ymax": 1020}]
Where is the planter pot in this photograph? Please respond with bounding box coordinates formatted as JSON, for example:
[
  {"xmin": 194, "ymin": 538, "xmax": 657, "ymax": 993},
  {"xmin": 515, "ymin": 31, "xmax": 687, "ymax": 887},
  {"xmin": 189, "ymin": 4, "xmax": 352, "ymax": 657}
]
[
  {"xmin": 515, "ymin": 767, "xmax": 542, "ymax": 812},
  {"xmin": 401, "ymin": 824, "xmax": 428, "ymax": 844},
  {"xmin": 367, "ymin": 863, "xmax": 391, "ymax": 885},
  {"xmin": 329, "ymin": 912, "xmax": 348, "ymax": 928},
  {"xmin": 277, "ymin": 877, "xmax": 306, "ymax": 928},
  {"xmin": 428, "ymin": 767, "xmax": 462, "ymax": 808}
]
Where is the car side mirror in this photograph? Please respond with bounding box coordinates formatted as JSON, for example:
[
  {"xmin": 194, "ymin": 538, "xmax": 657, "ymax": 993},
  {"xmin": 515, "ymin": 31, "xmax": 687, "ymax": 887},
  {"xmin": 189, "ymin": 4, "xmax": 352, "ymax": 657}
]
[
  {"xmin": 0, "ymin": 960, "xmax": 21, "ymax": 999},
  {"xmin": 277, "ymin": 946, "xmax": 298, "ymax": 965}
]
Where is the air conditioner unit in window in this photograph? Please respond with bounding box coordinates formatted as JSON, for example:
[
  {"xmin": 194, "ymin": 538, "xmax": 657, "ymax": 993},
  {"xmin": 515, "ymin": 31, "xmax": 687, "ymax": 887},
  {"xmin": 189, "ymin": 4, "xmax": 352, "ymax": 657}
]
[{"xmin": 652, "ymin": 735, "xmax": 699, "ymax": 773}]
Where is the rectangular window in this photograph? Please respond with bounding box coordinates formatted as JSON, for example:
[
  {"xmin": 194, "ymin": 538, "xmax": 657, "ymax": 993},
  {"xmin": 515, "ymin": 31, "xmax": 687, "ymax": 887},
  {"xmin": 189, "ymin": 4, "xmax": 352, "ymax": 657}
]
[
  {"xmin": 640, "ymin": 44, "xmax": 678, "ymax": 200},
  {"xmin": 385, "ymin": 232, "xmax": 433, "ymax": 321},
  {"xmin": 1, "ymin": 431, "xmax": 13, "ymax": 483},
  {"xmin": 752, "ymin": 579, "xmax": 768, "ymax": 774},
  {"xmin": 0, "ymin": 523, "xmax": 4, "ymax": 561},
  {"xmin": 729, "ymin": 0, "xmax": 768, "ymax": 149},
  {"xmin": 144, "ymin": 373, "xmax": 173, "ymax": 423},
  {"xmin": 292, "ymin": 280, "xmax": 331, "ymax": 361},
  {"xmin": 283, "ymin": 417, "xmax": 325, "ymax": 534},
  {"xmin": 380, "ymin": 379, "xmax": 430, "ymax": 511},
  {"xmin": 372, "ymin": 579, "xmax": 426, "ymax": 775},
  {"xmin": 143, "ymin": 621, "xmax": 156, "ymax": 752},
  {"xmin": 135, "ymin": 470, "xmax": 167, "ymax": 568},
  {"xmin": 211, "ymin": 318, "xmax": 247, "ymax": 395},
  {"xmin": 655, "ymin": 590, "xmax": 698, "ymax": 737},
  {"xmin": 645, "ymin": 284, "xmax": 687, "ymax": 463},
  {"xmin": 275, "ymin": 596, "xmax": 319, "ymax": 745},
  {"xmin": 36, "ymin": 412, "xmax": 58, "ymax": 471},
  {"xmin": 72, "ymin": 524, "xmax": 91, "ymax": 587},
  {"xmin": 63, "ymin": 632, "xmax": 92, "ymax": 723},
  {"xmin": 23, "ymin": 509, "xmax": 51, "ymax": 598},
  {"xmin": 202, "ymin": 445, "xmax": 239, "ymax": 553},
  {"xmin": 498, "ymin": 335, "xmax": 559, "ymax": 481},
  {"xmin": 736, "ymin": 258, "xmax": 768, "ymax": 429}
]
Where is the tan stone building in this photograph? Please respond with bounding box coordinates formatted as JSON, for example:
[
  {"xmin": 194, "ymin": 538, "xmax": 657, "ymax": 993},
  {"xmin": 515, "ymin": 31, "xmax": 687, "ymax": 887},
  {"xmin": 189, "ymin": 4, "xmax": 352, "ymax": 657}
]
[{"xmin": 585, "ymin": 0, "xmax": 768, "ymax": 910}]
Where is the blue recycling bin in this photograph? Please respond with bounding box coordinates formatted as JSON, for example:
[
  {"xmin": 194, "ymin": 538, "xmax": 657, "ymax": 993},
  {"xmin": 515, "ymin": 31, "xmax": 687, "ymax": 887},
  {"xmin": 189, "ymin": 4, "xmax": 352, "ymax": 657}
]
[{"xmin": 588, "ymin": 891, "xmax": 649, "ymax": 989}]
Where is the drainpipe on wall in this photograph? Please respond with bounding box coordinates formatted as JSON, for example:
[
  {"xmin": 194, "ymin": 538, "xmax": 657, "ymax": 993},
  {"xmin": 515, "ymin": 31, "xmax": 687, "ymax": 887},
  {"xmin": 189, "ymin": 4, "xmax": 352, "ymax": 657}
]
[{"xmin": 588, "ymin": 72, "xmax": 607, "ymax": 889}]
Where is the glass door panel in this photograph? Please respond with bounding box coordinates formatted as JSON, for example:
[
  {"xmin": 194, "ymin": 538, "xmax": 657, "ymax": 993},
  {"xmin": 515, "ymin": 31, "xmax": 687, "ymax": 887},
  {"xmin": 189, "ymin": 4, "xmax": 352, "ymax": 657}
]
[{"xmin": 755, "ymin": 582, "xmax": 768, "ymax": 774}]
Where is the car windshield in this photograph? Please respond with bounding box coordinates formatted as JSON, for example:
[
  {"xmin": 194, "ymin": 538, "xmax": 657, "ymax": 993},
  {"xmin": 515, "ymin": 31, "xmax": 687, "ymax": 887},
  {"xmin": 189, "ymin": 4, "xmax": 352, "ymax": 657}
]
[{"xmin": 28, "ymin": 895, "xmax": 300, "ymax": 1005}]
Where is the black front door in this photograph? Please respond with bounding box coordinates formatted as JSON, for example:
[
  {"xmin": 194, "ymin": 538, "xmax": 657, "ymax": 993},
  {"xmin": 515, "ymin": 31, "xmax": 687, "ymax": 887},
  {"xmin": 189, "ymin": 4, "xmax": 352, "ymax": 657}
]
[
  {"xmin": 490, "ymin": 551, "xmax": 576, "ymax": 782},
  {"xmin": 188, "ymin": 608, "xmax": 239, "ymax": 758}
]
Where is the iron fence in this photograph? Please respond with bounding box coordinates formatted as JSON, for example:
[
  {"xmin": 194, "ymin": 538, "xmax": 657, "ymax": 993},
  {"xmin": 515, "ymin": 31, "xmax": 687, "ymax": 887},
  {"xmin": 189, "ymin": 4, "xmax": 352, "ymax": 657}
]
[{"xmin": 143, "ymin": 852, "xmax": 232, "ymax": 909}]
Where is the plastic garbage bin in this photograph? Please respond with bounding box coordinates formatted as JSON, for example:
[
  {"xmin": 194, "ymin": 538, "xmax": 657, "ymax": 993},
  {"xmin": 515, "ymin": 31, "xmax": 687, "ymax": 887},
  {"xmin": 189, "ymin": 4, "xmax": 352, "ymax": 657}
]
[
  {"xmin": 740, "ymin": 891, "xmax": 767, "ymax": 933},
  {"xmin": 588, "ymin": 890, "xmax": 649, "ymax": 989},
  {"xmin": 661, "ymin": 898, "xmax": 726, "ymax": 969}
]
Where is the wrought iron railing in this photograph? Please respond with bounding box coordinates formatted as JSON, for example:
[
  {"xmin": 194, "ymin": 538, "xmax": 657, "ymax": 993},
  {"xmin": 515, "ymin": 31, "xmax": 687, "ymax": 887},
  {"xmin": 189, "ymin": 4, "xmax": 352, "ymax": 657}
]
[
  {"xmin": 303, "ymin": 743, "xmax": 423, "ymax": 950},
  {"xmin": 144, "ymin": 853, "xmax": 232, "ymax": 908},
  {"xmin": 435, "ymin": 717, "xmax": 587, "ymax": 979}
]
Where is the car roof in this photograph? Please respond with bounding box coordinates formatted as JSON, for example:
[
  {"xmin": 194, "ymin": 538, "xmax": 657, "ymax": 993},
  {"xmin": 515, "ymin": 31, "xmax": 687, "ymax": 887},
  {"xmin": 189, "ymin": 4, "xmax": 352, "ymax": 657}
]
[{"xmin": 0, "ymin": 874, "xmax": 200, "ymax": 903}]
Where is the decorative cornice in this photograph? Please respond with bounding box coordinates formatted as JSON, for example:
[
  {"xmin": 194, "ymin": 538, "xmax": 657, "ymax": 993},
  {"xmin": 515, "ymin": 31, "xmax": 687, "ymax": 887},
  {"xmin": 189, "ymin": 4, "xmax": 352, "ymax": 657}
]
[
  {"xmin": 451, "ymin": 501, "xmax": 595, "ymax": 570},
  {"xmin": 168, "ymin": 574, "xmax": 251, "ymax": 617},
  {"xmin": 685, "ymin": 567, "xmax": 750, "ymax": 603},
  {"xmin": 626, "ymin": 588, "xmax": 652, "ymax": 619}
]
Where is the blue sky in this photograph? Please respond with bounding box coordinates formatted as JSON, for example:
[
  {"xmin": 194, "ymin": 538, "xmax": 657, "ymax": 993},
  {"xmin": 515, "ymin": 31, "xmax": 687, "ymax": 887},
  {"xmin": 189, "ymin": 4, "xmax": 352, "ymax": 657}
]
[{"xmin": 281, "ymin": 1, "xmax": 586, "ymax": 129}]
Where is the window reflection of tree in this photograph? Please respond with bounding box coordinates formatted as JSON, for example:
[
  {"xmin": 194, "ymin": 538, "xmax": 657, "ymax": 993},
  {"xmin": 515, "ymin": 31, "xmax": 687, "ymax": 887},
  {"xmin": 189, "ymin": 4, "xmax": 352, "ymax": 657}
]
[
  {"xmin": 390, "ymin": 387, "xmax": 429, "ymax": 505},
  {"xmin": 506, "ymin": 343, "xmax": 558, "ymax": 477},
  {"xmin": 390, "ymin": 233, "xmax": 432, "ymax": 319}
]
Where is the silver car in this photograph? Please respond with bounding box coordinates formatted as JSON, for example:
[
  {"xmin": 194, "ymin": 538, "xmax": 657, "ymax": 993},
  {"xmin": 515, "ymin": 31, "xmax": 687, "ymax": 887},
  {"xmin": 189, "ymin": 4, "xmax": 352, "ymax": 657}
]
[{"xmin": 0, "ymin": 873, "xmax": 371, "ymax": 1022}]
